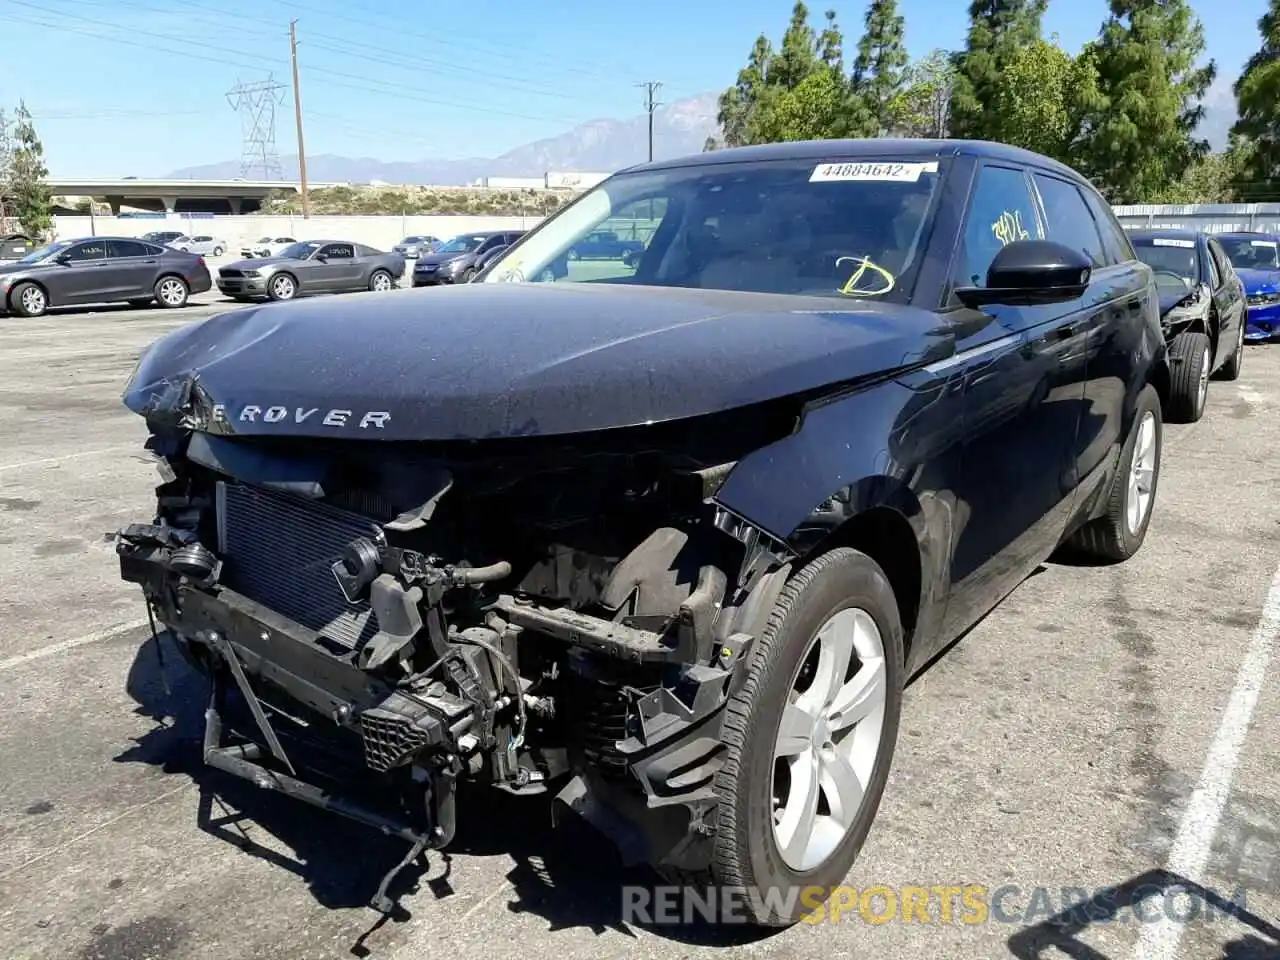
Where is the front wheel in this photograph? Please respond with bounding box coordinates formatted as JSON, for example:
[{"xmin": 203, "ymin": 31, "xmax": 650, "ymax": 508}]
[
  {"xmin": 1165, "ymin": 330, "xmax": 1211, "ymax": 422},
  {"xmin": 10, "ymin": 281, "xmax": 47, "ymax": 317},
  {"xmin": 695, "ymin": 546, "xmax": 904, "ymax": 926},
  {"xmin": 369, "ymin": 269, "xmax": 394, "ymax": 292},
  {"xmin": 267, "ymin": 273, "xmax": 297, "ymax": 301},
  {"xmin": 154, "ymin": 276, "xmax": 189, "ymax": 308},
  {"xmin": 1064, "ymin": 383, "xmax": 1162, "ymax": 562},
  {"xmin": 213, "ymin": 246, "xmax": 224, "ymax": 257}
]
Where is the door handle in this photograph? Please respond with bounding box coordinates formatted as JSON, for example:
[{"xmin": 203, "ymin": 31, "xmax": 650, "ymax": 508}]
[{"xmin": 142, "ymin": 259, "xmax": 156, "ymax": 264}]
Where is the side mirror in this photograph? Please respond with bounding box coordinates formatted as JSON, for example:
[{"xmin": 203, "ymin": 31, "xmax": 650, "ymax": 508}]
[
  {"xmin": 53, "ymin": 253, "xmax": 71, "ymax": 265},
  {"xmin": 954, "ymin": 240, "xmax": 1091, "ymax": 308},
  {"xmin": 314, "ymin": 254, "xmax": 327, "ymax": 262}
]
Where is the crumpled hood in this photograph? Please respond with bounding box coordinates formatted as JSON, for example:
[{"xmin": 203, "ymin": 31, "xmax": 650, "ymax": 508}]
[
  {"xmin": 1235, "ymin": 267, "xmax": 1280, "ymax": 295},
  {"xmin": 123, "ymin": 282, "xmax": 953, "ymax": 441}
]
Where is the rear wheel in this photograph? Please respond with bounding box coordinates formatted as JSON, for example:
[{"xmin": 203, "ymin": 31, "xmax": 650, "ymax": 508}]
[
  {"xmin": 213, "ymin": 246, "xmax": 224, "ymax": 257},
  {"xmin": 369, "ymin": 269, "xmax": 394, "ymax": 292},
  {"xmin": 685, "ymin": 546, "xmax": 904, "ymax": 926},
  {"xmin": 1064, "ymin": 383, "xmax": 1162, "ymax": 562},
  {"xmin": 154, "ymin": 276, "xmax": 189, "ymax": 309},
  {"xmin": 1165, "ymin": 330, "xmax": 1211, "ymax": 422},
  {"xmin": 267, "ymin": 273, "xmax": 297, "ymax": 301},
  {"xmin": 10, "ymin": 281, "xmax": 47, "ymax": 317},
  {"xmin": 1217, "ymin": 319, "xmax": 1245, "ymax": 382}
]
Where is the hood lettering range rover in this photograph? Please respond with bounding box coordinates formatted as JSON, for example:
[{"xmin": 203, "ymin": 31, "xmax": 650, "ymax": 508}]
[{"xmin": 112, "ymin": 139, "xmax": 1171, "ymax": 927}]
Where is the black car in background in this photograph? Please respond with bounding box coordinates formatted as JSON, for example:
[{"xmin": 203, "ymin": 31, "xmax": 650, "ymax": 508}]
[
  {"xmin": 115, "ymin": 139, "xmax": 1169, "ymax": 928},
  {"xmin": 1129, "ymin": 229, "xmax": 1246, "ymax": 421},
  {"xmin": 0, "ymin": 236, "xmax": 212, "ymax": 317},
  {"xmin": 411, "ymin": 230, "xmax": 525, "ymax": 285}
]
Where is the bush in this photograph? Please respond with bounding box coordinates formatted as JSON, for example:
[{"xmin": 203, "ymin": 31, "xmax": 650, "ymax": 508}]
[{"xmin": 260, "ymin": 185, "xmax": 577, "ymax": 217}]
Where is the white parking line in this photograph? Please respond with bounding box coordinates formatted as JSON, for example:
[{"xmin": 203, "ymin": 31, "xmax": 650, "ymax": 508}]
[
  {"xmin": 0, "ymin": 618, "xmax": 150, "ymax": 672},
  {"xmin": 1135, "ymin": 562, "xmax": 1280, "ymax": 960},
  {"xmin": 0, "ymin": 445, "xmax": 138, "ymax": 473}
]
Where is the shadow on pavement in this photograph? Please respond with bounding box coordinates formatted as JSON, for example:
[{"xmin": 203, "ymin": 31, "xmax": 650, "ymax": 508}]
[
  {"xmin": 116, "ymin": 633, "xmax": 776, "ymax": 953},
  {"xmin": 1005, "ymin": 868, "xmax": 1280, "ymax": 959}
]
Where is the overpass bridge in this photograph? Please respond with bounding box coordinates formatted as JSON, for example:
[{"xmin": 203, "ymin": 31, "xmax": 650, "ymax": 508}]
[{"xmin": 47, "ymin": 178, "xmax": 349, "ymax": 215}]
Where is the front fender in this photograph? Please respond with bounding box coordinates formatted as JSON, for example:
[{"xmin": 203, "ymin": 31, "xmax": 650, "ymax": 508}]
[{"xmin": 713, "ymin": 375, "xmax": 961, "ymax": 651}]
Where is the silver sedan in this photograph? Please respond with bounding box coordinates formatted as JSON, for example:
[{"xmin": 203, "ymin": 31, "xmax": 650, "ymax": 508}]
[{"xmin": 214, "ymin": 239, "xmax": 406, "ymax": 302}]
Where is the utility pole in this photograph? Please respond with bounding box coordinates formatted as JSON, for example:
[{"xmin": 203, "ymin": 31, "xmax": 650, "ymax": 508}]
[
  {"xmin": 289, "ymin": 19, "xmax": 310, "ymax": 219},
  {"xmin": 637, "ymin": 81, "xmax": 662, "ymax": 162}
]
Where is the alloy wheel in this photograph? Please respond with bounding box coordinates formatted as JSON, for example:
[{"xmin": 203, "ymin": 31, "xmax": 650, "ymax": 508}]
[
  {"xmin": 371, "ymin": 271, "xmax": 393, "ymax": 291},
  {"xmin": 772, "ymin": 606, "xmax": 887, "ymax": 872},
  {"xmin": 1125, "ymin": 411, "xmax": 1157, "ymax": 536},
  {"xmin": 272, "ymin": 275, "xmax": 295, "ymax": 299},
  {"xmin": 158, "ymin": 278, "xmax": 186, "ymax": 306},
  {"xmin": 20, "ymin": 286, "xmax": 45, "ymax": 315}
]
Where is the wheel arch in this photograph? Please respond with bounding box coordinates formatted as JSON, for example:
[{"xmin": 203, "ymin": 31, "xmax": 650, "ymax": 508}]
[{"xmin": 794, "ymin": 504, "xmax": 924, "ymax": 664}]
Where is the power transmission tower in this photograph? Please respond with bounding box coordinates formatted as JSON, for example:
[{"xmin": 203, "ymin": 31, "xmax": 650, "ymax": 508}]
[
  {"xmin": 637, "ymin": 81, "xmax": 663, "ymax": 162},
  {"xmin": 226, "ymin": 75, "xmax": 287, "ymax": 181}
]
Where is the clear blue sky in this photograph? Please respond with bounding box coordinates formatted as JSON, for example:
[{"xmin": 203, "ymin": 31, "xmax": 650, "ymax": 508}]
[{"xmin": 0, "ymin": 0, "xmax": 1265, "ymax": 177}]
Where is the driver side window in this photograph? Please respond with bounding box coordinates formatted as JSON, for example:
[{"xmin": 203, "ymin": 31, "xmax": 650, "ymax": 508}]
[{"xmin": 955, "ymin": 165, "xmax": 1043, "ymax": 289}]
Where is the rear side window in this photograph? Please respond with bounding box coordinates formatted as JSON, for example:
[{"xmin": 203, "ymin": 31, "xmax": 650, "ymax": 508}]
[
  {"xmin": 1081, "ymin": 188, "xmax": 1135, "ymax": 264},
  {"xmin": 955, "ymin": 164, "xmax": 1044, "ymax": 288},
  {"xmin": 1032, "ymin": 174, "xmax": 1105, "ymax": 268},
  {"xmin": 108, "ymin": 240, "xmax": 150, "ymax": 258}
]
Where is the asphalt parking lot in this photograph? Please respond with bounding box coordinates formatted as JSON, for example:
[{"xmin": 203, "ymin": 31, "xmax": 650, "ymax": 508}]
[{"xmin": 1, "ymin": 302, "xmax": 1279, "ymax": 960}]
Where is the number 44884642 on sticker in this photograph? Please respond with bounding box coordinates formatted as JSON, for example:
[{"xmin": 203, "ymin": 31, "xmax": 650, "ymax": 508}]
[{"xmin": 810, "ymin": 160, "xmax": 939, "ymax": 183}]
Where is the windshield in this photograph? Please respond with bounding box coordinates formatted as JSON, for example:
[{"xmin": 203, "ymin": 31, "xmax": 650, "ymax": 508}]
[
  {"xmin": 1218, "ymin": 236, "xmax": 1280, "ymax": 270},
  {"xmin": 401, "ymin": 236, "xmax": 427, "ymax": 244},
  {"xmin": 276, "ymin": 241, "xmax": 321, "ymax": 259},
  {"xmin": 437, "ymin": 235, "xmax": 486, "ymax": 254},
  {"xmin": 18, "ymin": 240, "xmax": 70, "ymax": 264},
  {"xmin": 482, "ymin": 158, "xmax": 943, "ymax": 301},
  {"xmin": 1132, "ymin": 238, "xmax": 1200, "ymax": 287}
]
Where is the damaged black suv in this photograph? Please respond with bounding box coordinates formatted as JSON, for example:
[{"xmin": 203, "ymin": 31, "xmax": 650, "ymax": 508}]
[{"xmin": 114, "ymin": 139, "xmax": 1170, "ymax": 927}]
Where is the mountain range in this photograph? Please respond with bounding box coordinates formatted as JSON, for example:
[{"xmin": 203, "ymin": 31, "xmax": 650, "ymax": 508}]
[
  {"xmin": 165, "ymin": 92, "xmax": 722, "ymax": 185},
  {"xmin": 164, "ymin": 79, "xmax": 1239, "ymax": 186}
]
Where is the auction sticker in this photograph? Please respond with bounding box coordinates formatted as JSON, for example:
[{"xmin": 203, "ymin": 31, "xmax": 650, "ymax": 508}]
[
  {"xmin": 1152, "ymin": 238, "xmax": 1195, "ymax": 248},
  {"xmin": 811, "ymin": 160, "xmax": 938, "ymax": 183},
  {"xmin": 1252, "ymin": 240, "xmax": 1278, "ymax": 247}
]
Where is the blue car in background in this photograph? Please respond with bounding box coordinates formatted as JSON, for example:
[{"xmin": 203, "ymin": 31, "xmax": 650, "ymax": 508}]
[{"xmin": 1215, "ymin": 232, "xmax": 1280, "ymax": 341}]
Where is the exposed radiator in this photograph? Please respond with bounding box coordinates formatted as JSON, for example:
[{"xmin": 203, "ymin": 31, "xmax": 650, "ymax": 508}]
[{"xmin": 216, "ymin": 480, "xmax": 382, "ymax": 651}]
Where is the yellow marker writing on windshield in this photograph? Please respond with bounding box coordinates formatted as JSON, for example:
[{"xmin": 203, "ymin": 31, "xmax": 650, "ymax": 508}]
[{"xmin": 836, "ymin": 256, "xmax": 896, "ymax": 297}]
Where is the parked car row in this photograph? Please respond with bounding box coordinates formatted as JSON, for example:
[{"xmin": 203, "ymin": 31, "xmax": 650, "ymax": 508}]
[{"xmin": 214, "ymin": 239, "xmax": 405, "ymax": 302}]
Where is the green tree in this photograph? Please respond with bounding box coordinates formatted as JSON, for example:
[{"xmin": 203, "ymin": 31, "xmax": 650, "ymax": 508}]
[
  {"xmin": 1079, "ymin": 0, "xmax": 1216, "ymax": 203},
  {"xmin": 848, "ymin": 0, "xmax": 909, "ymax": 136},
  {"xmin": 991, "ymin": 36, "xmax": 1100, "ymax": 162},
  {"xmin": 9, "ymin": 102, "xmax": 51, "ymax": 237},
  {"xmin": 892, "ymin": 48, "xmax": 957, "ymax": 137},
  {"xmin": 708, "ymin": 3, "xmax": 852, "ymax": 147},
  {"xmin": 1231, "ymin": 0, "xmax": 1280, "ymax": 196},
  {"xmin": 1151, "ymin": 143, "xmax": 1249, "ymax": 202},
  {"xmin": 950, "ymin": 0, "xmax": 1049, "ymax": 142}
]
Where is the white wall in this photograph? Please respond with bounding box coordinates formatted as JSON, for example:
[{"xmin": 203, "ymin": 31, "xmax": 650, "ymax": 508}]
[{"xmin": 49, "ymin": 213, "xmax": 549, "ymax": 251}]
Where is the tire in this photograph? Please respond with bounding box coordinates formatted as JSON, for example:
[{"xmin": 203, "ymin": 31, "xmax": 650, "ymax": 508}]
[
  {"xmin": 368, "ymin": 269, "xmax": 394, "ymax": 292},
  {"xmin": 9, "ymin": 281, "xmax": 47, "ymax": 317},
  {"xmin": 460, "ymin": 267, "xmax": 476, "ymax": 283},
  {"xmin": 213, "ymin": 246, "xmax": 224, "ymax": 257},
  {"xmin": 1165, "ymin": 330, "xmax": 1211, "ymax": 423},
  {"xmin": 682, "ymin": 546, "xmax": 904, "ymax": 927},
  {"xmin": 1064, "ymin": 383, "xmax": 1162, "ymax": 562},
  {"xmin": 267, "ymin": 273, "xmax": 297, "ymax": 301},
  {"xmin": 154, "ymin": 275, "xmax": 189, "ymax": 309},
  {"xmin": 1216, "ymin": 318, "xmax": 1245, "ymax": 382}
]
